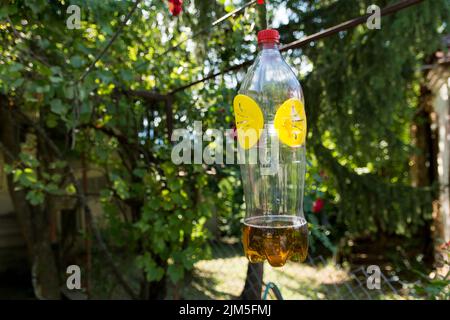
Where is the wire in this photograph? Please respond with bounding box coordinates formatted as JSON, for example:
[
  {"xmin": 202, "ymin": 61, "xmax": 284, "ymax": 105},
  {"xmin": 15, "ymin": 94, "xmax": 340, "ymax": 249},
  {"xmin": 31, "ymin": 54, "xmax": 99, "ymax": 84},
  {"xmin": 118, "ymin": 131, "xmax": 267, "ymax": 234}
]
[
  {"xmin": 281, "ymin": 0, "xmax": 424, "ymax": 52},
  {"xmin": 262, "ymin": 282, "xmax": 284, "ymax": 300},
  {"xmin": 79, "ymin": 0, "xmax": 143, "ymax": 82},
  {"xmin": 6, "ymin": 16, "xmax": 52, "ymax": 69},
  {"xmin": 168, "ymin": 0, "xmax": 425, "ymax": 95},
  {"xmin": 163, "ymin": 0, "xmax": 257, "ymax": 56},
  {"xmin": 136, "ymin": 0, "xmax": 258, "ymax": 70}
]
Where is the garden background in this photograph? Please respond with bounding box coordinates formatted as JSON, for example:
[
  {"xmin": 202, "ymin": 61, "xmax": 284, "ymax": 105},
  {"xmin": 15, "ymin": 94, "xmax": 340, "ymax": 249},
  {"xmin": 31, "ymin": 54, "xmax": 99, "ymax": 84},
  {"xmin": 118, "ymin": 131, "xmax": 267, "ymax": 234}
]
[{"xmin": 0, "ymin": 0, "xmax": 449, "ymax": 300}]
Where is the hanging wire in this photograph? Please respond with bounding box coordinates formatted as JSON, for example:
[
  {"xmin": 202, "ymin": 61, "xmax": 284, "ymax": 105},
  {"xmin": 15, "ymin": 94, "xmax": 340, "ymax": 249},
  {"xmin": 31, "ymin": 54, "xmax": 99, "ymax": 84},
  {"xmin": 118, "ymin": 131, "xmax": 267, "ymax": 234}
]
[
  {"xmin": 6, "ymin": 16, "xmax": 53, "ymax": 69},
  {"xmin": 135, "ymin": 0, "xmax": 258, "ymax": 70},
  {"xmin": 6, "ymin": 0, "xmax": 425, "ymax": 98},
  {"xmin": 262, "ymin": 282, "xmax": 283, "ymax": 300},
  {"xmin": 163, "ymin": 0, "xmax": 258, "ymax": 55},
  {"xmin": 79, "ymin": 0, "xmax": 143, "ymax": 82},
  {"xmin": 280, "ymin": 0, "xmax": 424, "ymax": 52},
  {"xmin": 168, "ymin": 0, "xmax": 425, "ymax": 95}
]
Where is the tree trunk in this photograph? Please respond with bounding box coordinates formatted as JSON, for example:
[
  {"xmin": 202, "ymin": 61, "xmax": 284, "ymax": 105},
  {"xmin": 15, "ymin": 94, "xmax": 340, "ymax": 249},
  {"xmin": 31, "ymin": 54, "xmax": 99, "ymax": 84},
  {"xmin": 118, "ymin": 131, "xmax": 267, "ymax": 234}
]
[
  {"xmin": 139, "ymin": 270, "xmax": 167, "ymax": 300},
  {"xmin": 410, "ymin": 85, "xmax": 439, "ymax": 266},
  {"xmin": 139, "ymin": 254, "xmax": 168, "ymax": 300},
  {"xmin": 240, "ymin": 262, "xmax": 263, "ymax": 300},
  {"xmin": 422, "ymin": 62, "xmax": 450, "ymax": 274},
  {"xmin": 0, "ymin": 101, "xmax": 61, "ymax": 299}
]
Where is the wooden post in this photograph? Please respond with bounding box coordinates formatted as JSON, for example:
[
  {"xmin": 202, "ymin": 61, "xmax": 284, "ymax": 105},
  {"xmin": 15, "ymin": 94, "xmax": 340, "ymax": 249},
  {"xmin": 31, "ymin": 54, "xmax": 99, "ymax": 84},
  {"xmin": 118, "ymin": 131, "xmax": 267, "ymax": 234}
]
[
  {"xmin": 240, "ymin": 262, "xmax": 264, "ymax": 300},
  {"xmin": 424, "ymin": 53, "xmax": 450, "ymax": 275}
]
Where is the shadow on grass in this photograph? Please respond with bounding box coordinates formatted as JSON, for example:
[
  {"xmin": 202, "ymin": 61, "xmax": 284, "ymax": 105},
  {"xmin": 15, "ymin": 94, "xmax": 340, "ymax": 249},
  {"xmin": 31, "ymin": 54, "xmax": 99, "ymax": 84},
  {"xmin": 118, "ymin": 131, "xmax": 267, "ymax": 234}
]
[
  {"xmin": 209, "ymin": 241, "xmax": 243, "ymax": 260},
  {"xmin": 183, "ymin": 269, "xmax": 239, "ymax": 300}
]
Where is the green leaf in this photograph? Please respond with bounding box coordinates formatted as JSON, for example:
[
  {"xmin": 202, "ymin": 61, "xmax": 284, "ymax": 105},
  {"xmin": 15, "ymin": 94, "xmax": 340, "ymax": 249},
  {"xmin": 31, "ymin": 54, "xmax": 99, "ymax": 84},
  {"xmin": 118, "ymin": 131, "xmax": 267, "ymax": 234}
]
[
  {"xmin": 70, "ymin": 56, "xmax": 84, "ymax": 68},
  {"xmin": 50, "ymin": 66, "xmax": 62, "ymax": 75},
  {"xmin": 26, "ymin": 190, "xmax": 44, "ymax": 206},
  {"xmin": 78, "ymin": 87, "xmax": 87, "ymax": 100},
  {"xmin": 132, "ymin": 168, "xmax": 146, "ymax": 178},
  {"xmin": 65, "ymin": 184, "xmax": 77, "ymax": 195},
  {"xmin": 11, "ymin": 78, "xmax": 25, "ymax": 88},
  {"xmin": 120, "ymin": 69, "xmax": 134, "ymax": 82},
  {"xmin": 3, "ymin": 164, "xmax": 13, "ymax": 174},
  {"xmin": 63, "ymin": 85, "xmax": 75, "ymax": 99},
  {"xmin": 0, "ymin": 5, "xmax": 18, "ymax": 19},
  {"xmin": 51, "ymin": 174, "xmax": 62, "ymax": 183},
  {"xmin": 167, "ymin": 264, "xmax": 184, "ymax": 284},
  {"xmin": 49, "ymin": 76, "xmax": 63, "ymax": 83},
  {"xmin": 45, "ymin": 114, "xmax": 58, "ymax": 128},
  {"xmin": 13, "ymin": 169, "xmax": 23, "ymax": 183},
  {"xmin": 111, "ymin": 175, "xmax": 130, "ymax": 200},
  {"xmin": 10, "ymin": 63, "xmax": 24, "ymax": 72},
  {"xmin": 19, "ymin": 169, "xmax": 37, "ymax": 187},
  {"xmin": 50, "ymin": 99, "xmax": 66, "ymax": 115},
  {"xmin": 25, "ymin": 0, "xmax": 46, "ymax": 14},
  {"xmin": 45, "ymin": 183, "xmax": 59, "ymax": 194},
  {"xmin": 136, "ymin": 254, "xmax": 165, "ymax": 282},
  {"xmin": 49, "ymin": 160, "xmax": 67, "ymax": 169}
]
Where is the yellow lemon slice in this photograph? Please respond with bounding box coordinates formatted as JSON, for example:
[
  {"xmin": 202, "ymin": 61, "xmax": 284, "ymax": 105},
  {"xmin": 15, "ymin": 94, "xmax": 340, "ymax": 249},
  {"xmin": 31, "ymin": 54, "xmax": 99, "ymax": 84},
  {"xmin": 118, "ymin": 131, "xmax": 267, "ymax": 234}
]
[
  {"xmin": 274, "ymin": 98, "xmax": 307, "ymax": 147},
  {"xmin": 233, "ymin": 94, "xmax": 264, "ymax": 149}
]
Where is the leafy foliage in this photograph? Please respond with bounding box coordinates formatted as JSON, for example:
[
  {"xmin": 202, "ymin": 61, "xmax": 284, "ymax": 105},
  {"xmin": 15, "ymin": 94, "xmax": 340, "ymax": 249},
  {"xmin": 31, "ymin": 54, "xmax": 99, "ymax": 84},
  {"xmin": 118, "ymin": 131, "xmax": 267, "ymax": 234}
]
[
  {"xmin": 0, "ymin": 0, "xmax": 448, "ymax": 298},
  {"xmin": 278, "ymin": 0, "xmax": 449, "ymax": 236}
]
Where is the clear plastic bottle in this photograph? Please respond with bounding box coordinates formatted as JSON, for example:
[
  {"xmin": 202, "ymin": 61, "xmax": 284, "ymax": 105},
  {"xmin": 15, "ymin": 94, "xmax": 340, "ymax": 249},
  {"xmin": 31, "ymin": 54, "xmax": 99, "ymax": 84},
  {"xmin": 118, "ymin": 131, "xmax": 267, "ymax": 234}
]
[{"xmin": 233, "ymin": 29, "xmax": 308, "ymax": 267}]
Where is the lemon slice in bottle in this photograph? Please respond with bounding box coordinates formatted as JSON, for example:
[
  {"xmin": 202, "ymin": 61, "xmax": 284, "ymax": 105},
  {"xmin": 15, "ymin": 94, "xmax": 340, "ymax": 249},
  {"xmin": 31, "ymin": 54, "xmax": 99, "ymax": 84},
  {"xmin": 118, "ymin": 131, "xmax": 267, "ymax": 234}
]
[
  {"xmin": 233, "ymin": 94, "xmax": 264, "ymax": 149},
  {"xmin": 274, "ymin": 98, "xmax": 307, "ymax": 147}
]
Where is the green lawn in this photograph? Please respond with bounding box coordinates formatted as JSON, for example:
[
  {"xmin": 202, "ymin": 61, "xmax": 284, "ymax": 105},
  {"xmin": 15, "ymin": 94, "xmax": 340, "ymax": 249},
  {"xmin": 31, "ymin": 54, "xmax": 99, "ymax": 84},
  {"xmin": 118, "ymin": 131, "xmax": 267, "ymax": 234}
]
[{"xmin": 183, "ymin": 242, "xmax": 412, "ymax": 300}]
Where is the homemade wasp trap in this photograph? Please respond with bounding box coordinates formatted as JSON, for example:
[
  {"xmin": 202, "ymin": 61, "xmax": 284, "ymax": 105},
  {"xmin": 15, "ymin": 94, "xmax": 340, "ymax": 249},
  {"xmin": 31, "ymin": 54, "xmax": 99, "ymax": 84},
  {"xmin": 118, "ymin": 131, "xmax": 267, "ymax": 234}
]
[{"xmin": 233, "ymin": 29, "xmax": 308, "ymax": 267}]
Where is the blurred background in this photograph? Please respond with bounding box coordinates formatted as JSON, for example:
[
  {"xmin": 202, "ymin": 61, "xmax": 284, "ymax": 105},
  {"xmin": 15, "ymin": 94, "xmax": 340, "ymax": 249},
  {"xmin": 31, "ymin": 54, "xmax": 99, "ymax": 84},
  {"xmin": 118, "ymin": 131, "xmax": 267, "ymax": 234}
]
[{"xmin": 0, "ymin": 0, "xmax": 449, "ymax": 300}]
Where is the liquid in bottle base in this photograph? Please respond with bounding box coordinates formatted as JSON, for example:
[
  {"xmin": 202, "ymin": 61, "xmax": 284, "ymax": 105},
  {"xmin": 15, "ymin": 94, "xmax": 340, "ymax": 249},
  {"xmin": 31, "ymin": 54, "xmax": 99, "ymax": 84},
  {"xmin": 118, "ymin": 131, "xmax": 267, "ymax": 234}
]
[{"xmin": 242, "ymin": 215, "xmax": 308, "ymax": 267}]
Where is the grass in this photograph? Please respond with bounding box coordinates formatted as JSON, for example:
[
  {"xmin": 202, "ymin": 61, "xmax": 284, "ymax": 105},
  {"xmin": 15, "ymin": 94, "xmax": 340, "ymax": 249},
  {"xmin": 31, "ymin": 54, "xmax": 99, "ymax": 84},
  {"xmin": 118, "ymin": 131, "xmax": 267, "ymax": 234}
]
[{"xmin": 183, "ymin": 242, "xmax": 413, "ymax": 300}]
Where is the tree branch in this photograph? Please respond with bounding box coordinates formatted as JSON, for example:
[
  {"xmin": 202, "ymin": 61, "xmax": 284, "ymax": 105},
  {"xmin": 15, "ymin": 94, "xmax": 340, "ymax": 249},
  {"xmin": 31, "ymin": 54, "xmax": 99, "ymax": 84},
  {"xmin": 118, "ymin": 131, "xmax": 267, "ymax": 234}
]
[
  {"xmin": 79, "ymin": 0, "xmax": 143, "ymax": 82},
  {"xmin": 131, "ymin": 0, "xmax": 426, "ymax": 95},
  {"xmin": 1, "ymin": 105, "xmax": 139, "ymax": 300},
  {"xmin": 124, "ymin": 89, "xmax": 167, "ymax": 102},
  {"xmin": 6, "ymin": 16, "xmax": 52, "ymax": 68}
]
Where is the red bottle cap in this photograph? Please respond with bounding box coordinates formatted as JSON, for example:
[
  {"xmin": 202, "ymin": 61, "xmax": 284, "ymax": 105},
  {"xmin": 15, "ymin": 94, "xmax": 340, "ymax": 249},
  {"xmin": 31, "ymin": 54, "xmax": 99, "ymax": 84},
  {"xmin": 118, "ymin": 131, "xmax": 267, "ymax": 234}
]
[{"xmin": 257, "ymin": 29, "xmax": 280, "ymax": 44}]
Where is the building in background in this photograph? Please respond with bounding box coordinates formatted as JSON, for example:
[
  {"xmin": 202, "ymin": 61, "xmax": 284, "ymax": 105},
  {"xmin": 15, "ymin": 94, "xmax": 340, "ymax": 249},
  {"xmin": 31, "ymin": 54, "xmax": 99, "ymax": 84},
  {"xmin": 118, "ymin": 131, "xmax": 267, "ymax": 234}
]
[{"xmin": 424, "ymin": 36, "xmax": 450, "ymax": 274}]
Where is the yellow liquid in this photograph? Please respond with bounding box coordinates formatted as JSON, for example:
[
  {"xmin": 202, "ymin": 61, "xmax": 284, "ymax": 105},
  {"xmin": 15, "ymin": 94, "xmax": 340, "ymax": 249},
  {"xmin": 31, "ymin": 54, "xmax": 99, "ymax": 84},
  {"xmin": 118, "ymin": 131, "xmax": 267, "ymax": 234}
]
[{"xmin": 242, "ymin": 216, "xmax": 308, "ymax": 267}]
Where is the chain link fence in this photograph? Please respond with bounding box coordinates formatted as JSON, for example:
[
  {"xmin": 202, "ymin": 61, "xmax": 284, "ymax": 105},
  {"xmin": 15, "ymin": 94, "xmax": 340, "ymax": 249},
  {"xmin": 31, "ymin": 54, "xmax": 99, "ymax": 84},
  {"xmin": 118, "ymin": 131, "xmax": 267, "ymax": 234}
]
[{"xmin": 183, "ymin": 240, "xmax": 421, "ymax": 300}]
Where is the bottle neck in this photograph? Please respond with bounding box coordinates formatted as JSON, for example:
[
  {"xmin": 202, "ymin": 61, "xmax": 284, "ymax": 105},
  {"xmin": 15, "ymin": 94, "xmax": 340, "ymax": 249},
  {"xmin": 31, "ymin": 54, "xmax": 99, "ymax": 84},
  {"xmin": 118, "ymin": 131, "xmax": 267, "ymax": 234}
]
[
  {"xmin": 258, "ymin": 42, "xmax": 282, "ymax": 61},
  {"xmin": 258, "ymin": 42, "xmax": 280, "ymax": 51}
]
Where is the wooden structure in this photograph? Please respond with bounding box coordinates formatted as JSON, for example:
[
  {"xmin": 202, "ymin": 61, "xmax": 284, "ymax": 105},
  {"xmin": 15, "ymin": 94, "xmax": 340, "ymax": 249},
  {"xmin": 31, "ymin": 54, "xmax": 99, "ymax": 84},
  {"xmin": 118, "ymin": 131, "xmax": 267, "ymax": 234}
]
[
  {"xmin": 0, "ymin": 155, "xmax": 27, "ymax": 273},
  {"xmin": 425, "ymin": 40, "xmax": 450, "ymax": 274}
]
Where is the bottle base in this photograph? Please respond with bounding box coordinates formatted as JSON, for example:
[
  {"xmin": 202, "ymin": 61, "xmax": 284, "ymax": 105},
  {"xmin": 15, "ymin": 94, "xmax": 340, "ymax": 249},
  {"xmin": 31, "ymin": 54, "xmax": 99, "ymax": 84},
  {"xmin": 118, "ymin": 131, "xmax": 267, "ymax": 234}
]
[{"xmin": 242, "ymin": 215, "xmax": 308, "ymax": 267}]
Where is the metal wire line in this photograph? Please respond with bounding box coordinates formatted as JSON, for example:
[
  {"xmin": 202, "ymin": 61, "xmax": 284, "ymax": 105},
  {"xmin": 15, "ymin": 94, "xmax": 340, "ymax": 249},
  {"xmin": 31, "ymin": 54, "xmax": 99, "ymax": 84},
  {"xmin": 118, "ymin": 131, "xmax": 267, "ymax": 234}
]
[
  {"xmin": 167, "ymin": 0, "xmax": 425, "ymax": 95},
  {"xmin": 5, "ymin": 16, "xmax": 52, "ymax": 69},
  {"xmin": 135, "ymin": 0, "xmax": 258, "ymax": 70},
  {"xmin": 79, "ymin": 0, "xmax": 143, "ymax": 82},
  {"xmin": 5, "ymin": 0, "xmax": 424, "ymax": 97},
  {"xmin": 166, "ymin": 0, "xmax": 257, "ymax": 55},
  {"xmin": 5, "ymin": 0, "xmax": 143, "ymax": 85}
]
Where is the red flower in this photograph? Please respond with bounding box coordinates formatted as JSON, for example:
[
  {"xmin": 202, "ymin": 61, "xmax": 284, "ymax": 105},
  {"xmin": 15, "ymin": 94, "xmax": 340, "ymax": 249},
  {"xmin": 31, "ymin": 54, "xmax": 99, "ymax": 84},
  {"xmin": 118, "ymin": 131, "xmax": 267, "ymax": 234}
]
[
  {"xmin": 257, "ymin": 0, "xmax": 265, "ymax": 4},
  {"xmin": 312, "ymin": 198, "xmax": 324, "ymax": 213},
  {"xmin": 440, "ymin": 241, "xmax": 450, "ymax": 250},
  {"xmin": 168, "ymin": 0, "xmax": 183, "ymax": 16},
  {"xmin": 230, "ymin": 125, "xmax": 237, "ymax": 140}
]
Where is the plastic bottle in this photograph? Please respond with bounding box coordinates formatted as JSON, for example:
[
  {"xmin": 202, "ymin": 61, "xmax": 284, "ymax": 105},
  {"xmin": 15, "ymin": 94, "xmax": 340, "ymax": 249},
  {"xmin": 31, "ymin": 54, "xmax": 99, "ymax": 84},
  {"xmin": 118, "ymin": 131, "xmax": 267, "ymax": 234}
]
[{"xmin": 233, "ymin": 29, "xmax": 308, "ymax": 267}]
